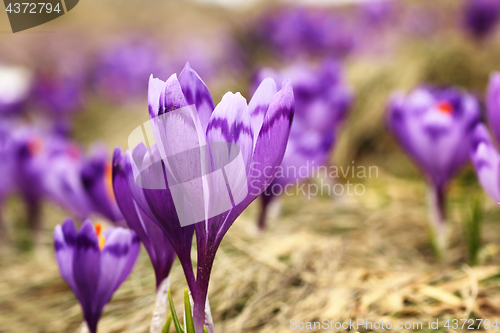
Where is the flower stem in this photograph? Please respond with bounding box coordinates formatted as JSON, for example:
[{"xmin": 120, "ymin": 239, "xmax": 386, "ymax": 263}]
[
  {"xmin": 150, "ymin": 277, "xmax": 170, "ymax": 333},
  {"xmin": 428, "ymin": 183, "xmax": 447, "ymax": 258}
]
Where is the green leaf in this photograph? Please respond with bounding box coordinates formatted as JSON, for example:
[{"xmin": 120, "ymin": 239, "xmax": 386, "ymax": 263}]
[
  {"xmin": 168, "ymin": 290, "xmax": 185, "ymax": 333},
  {"xmin": 203, "ymin": 326, "xmax": 209, "ymax": 333},
  {"xmin": 162, "ymin": 313, "xmax": 172, "ymax": 333},
  {"xmin": 461, "ymin": 195, "xmax": 483, "ymax": 266},
  {"xmin": 184, "ymin": 289, "xmax": 195, "ymax": 333}
]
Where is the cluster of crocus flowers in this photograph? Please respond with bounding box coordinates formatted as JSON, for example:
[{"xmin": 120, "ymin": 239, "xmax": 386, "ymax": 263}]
[
  {"xmin": 253, "ymin": 60, "xmax": 353, "ymax": 229},
  {"xmin": 54, "ymin": 219, "xmax": 140, "ymax": 333},
  {"xmin": 387, "ymin": 85, "xmax": 480, "ymax": 252},
  {"xmin": 0, "ymin": 124, "xmax": 123, "ymax": 241},
  {"xmin": 112, "ymin": 62, "xmax": 294, "ymax": 333},
  {"xmin": 470, "ymin": 73, "xmax": 500, "ymax": 203}
]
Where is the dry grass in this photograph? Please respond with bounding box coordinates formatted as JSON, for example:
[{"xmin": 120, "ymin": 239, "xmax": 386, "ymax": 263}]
[{"xmin": 2, "ymin": 174, "xmax": 500, "ymax": 333}]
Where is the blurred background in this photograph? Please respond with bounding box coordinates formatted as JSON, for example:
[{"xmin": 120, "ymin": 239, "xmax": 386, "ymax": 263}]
[{"xmin": 1, "ymin": 0, "xmax": 500, "ymax": 332}]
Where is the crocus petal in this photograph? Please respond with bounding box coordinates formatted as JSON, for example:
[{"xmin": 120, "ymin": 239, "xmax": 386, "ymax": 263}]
[
  {"xmin": 470, "ymin": 124, "xmax": 500, "ymax": 202},
  {"xmin": 159, "ymin": 74, "xmax": 189, "ymax": 115},
  {"xmin": 178, "ymin": 62, "xmax": 215, "ymax": 133},
  {"xmin": 249, "ymin": 80, "xmax": 295, "ymax": 199},
  {"xmin": 207, "ymin": 92, "xmax": 254, "ymax": 172},
  {"xmin": 54, "ymin": 218, "xmax": 79, "ymax": 295},
  {"xmin": 72, "ymin": 220, "xmax": 101, "ymax": 331},
  {"xmin": 148, "ymin": 76, "xmax": 166, "ymax": 119},
  {"xmin": 248, "ymin": 78, "xmax": 278, "ymax": 146},
  {"xmin": 94, "ymin": 228, "xmax": 140, "ymax": 314}
]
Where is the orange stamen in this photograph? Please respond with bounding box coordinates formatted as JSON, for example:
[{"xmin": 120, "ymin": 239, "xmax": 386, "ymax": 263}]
[
  {"xmin": 437, "ymin": 101, "xmax": 453, "ymax": 115},
  {"xmin": 94, "ymin": 223, "xmax": 102, "ymax": 237},
  {"xmin": 105, "ymin": 161, "xmax": 115, "ymax": 203}
]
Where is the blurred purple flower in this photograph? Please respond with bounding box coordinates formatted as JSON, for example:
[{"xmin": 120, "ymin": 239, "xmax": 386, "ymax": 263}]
[
  {"xmin": 470, "ymin": 124, "xmax": 500, "ymax": 203},
  {"xmin": 93, "ymin": 38, "xmax": 166, "ymax": 103},
  {"xmin": 43, "ymin": 137, "xmax": 92, "ymax": 220},
  {"xmin": 81, "ymin": 147, "xmax": 124, "ymax": 224},
  {"xmin": 463, "ymin": 0, "xmax": 500, "ymax": 39},
  {"xmin": 54, "ymin": 219, "xmax": 140, "ymax": 333},
  {"xmin": 253, "ymin": 60, "xmax": 353, "ymax": 229},
  {"xmin": 359, "ymin": 0, "xmax": 395, "ymax": 27},
  {"xmin": 0, "ymin": 65, "xmax": 32, "ymax": 117},
  {"xmin": 12, "ymin": 127, "xmax": 50, "ymax": 237},
  {"xmin": 387, "ymin": 85, "xmax": 480, "ymax": 243},
  {"xmin": 256, "ymin": 8, "xmax": 355, "ymax": 59},
  {"xmin": 122, "ymin": 62, "xmax": 294, "ymax": 332},
  {"xmin": 112, "ymin": 147, "xmax": 176, "ymax": 288},
  {"xmin": 33, "ymin": 67, "xmax": 85, "ymax": 135}
]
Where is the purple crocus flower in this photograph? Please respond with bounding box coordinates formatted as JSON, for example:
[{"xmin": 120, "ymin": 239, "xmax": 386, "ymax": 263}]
[
  {"xmin": 113, "ymin": 147, "xmax": 176, "ymax": 331},
  {"xmin": 112, "ymin": 147, "xmax": 176, "ymax": 288},
  {"xmin": 54, "ymin": 218, "xmax": 140, "ymax": 333},
  {"xmin": 387, "ymin": 85, "xmax": 480, "ymax": 247},
  {"xmin": 463, "ymin": 0, "xmax": 500, "ymax": 39},
  {"xmin": 81, "ymin": 147, "xmax": 124, "ymax": 224},
  {"xmin": 470, "ymin": 124, "xmax": 500, "ymax": 203},
  {"xmin": 0, "ymin": 64, "xmax": 32, "ymax": 117},
  {"xmin": 43, "ymin": 137, "xmax": 92, "ymax": 221},
  {"xmin": 12, "ymin": 127, "xmax": 50, "ymax": 238},
  {"xmin": 253, "ymin": 60, "xmax": 353, "ymax": 229},
  {"xmin": 121, "ymin": 62, "xmax": 294, "ymax": 332}
]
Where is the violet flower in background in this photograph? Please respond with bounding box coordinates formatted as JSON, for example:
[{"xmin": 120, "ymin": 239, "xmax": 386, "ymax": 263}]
[
  {"xmin": 359, "ymin": 0, "xmax": 395, "ymax": 27},
  {"xmin": 121, "ymin": 62, "xmax": 294, "ymax": 332},
  {"xmin": 33, "ymin": 67, "xmax": 85, "ymax": 136},
  {"xmin": 54, "ymin": 219, "xmax": 140, "ymax": 333},
  {"xmin": 92, "ymin": 38, "xmax": 166, "ymax": 103},
  {"xmin": 387, "ymin": 85, "xmax": 480, "ymax": 252},
  {"xmin": 81, "ymin": 147, "xmax": 124, "ymax": 224},
  {"xmin": 255, "ymin": 8, "xmax": 355, "ymax": 59},
  {"xmin": 463, "ymin": 0, "xmax": 500, "ymax": 39},
  {"xmin": 253, "ymin": 60, "xmax": 353, "ymax": 229},
  {"xmin": 0, "ymin": 64, "xmax": 32, "ymax": 117},
  {"xmin": 42, "ymin": 136, "xmax": 92, "ymax": 221},
  {"xmin": 470, "ymin": 124, "xmax": 500, "ymax": 203},
  {"xmin": 12, "ymin": 127, "xmax": 50, "ymax": 239}
]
